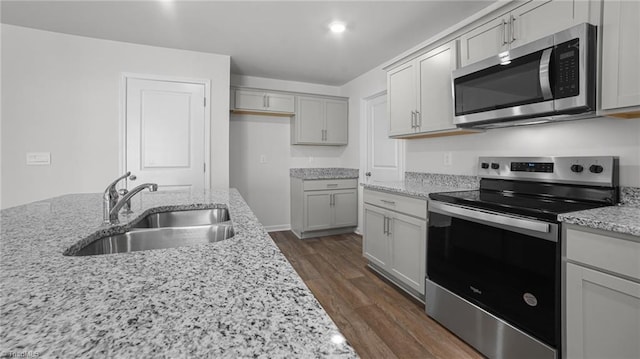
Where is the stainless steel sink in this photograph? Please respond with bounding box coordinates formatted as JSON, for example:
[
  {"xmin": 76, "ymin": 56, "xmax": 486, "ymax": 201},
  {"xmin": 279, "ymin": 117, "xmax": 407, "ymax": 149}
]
[
  {"xmin": 131, "ymin": 208, "xmax": 230, "ymax": 229},
  {"xmin": 72, "ymin": 224, "xmax": 235, "ymax": 256},
  {"xmin": 68, "ymin": 206, "xmax": 235, "ymax": 256}
]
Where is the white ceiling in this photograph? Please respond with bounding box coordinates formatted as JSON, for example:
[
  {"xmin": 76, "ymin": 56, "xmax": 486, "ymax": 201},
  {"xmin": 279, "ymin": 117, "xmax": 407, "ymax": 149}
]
[{"xmin": 1, "ymin": 0, "xmax": 496, "ymax": 86}]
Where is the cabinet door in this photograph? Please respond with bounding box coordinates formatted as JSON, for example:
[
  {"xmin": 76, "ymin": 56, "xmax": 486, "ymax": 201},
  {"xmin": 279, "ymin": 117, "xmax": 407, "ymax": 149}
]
[
  {"xmin": 387, "ymin": 61, "xmax": 417, "ymax": 136},
  {"xmin": 303, "ymin": 191, "xmax": 332, "ymax": 231},
  {"xmin": 388, "ymin": 212, "xmax": 427, "ymax": 294},
  {"xmin": 460, "ymin": 16, "xmax": 509, "ymax": 67},
  {"xmin": 324, "ymin": 99, "xmax": 348, "ymax": 145},
  {"xmin": 295, "ymin": 96, "xmax": 325, "ymax": 143},
  {"xmin": 510, "ymin": 0, "xmax": 588, "ymax": 48},
  {"xmin": 265, "ymin": 92, "xmax": 295, "ymax": 113},
  {"xmin": 363, "ymin": 204, "xmax": 390, "ymax": 269},
  {"xmin": 601, "ymin": 0, "xmax": 640, "ymax": 110},
  {"xmin": 234, "ymin": 89, "xmax": 266, "ymax": 111},
  {"xmin": 565, "ymin": 263, "xmax": 640, "ymax": 359},
  {"xmin": 332, "ymin": 189, "xmax": 357, "ymax": 228},
  {"xmin": 416, "ymin": 40, "xmax": 458, "ymax": 133}
]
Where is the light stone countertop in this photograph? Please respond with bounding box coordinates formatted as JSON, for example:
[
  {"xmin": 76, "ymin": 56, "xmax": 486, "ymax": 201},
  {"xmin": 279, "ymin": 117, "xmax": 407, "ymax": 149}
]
[
  {"xmin": 559, "ymin": 205, "xmax": 640, "ymax": 238},
  {"xmin": 0, "ymin": 189, "xmax": 357, "ymax": 358},
  {"xmin": 361, "ymin": 173, "xmax": 479, "ymax": 200},
  {"xmin": 290, "ymin": 168, "xmax": 359, "ymax": 180}
]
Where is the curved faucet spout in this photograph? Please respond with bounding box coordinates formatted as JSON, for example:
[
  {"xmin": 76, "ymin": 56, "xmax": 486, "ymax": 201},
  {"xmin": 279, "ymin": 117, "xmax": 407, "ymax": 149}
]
[{"xmin": 107, "ymin": 183, "xmax": 158, "ymax": 225}]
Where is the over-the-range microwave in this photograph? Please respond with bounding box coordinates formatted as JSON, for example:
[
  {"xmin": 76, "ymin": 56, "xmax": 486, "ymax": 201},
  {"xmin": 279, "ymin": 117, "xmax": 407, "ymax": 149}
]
[{"xmin": 452, "ymin": 23, "xmax": 596, "ymax": 129}]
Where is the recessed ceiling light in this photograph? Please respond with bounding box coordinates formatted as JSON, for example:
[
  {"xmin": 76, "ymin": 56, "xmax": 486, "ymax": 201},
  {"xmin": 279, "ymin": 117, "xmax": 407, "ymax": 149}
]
[{"xmin": 329, "ymin": 22, "xmax": 346, "ymax": 33}]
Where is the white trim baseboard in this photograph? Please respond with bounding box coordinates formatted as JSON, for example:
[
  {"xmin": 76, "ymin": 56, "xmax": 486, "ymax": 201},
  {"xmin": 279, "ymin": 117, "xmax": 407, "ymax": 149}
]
[{"xmin": 264, "ymin": 224, "xmax": 292, "ymax": 233}]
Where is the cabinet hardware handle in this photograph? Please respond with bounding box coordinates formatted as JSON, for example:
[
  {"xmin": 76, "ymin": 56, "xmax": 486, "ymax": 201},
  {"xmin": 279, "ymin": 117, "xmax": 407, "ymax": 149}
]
[
  {"xmin": 387, "ymin": 217, "xmax": 391, "ymax": 236},
  {"xmin": 502, "ymin": 19, "xmax": 509, "ymax": 46},
  {"xmin": 416, "ymin": 111, "xmax": 421, "ymax": 128},
  {"xmin": 383, "ymin": 216, "xmax": 388, "ymax": 234},
  {"xmin": 410, "ymin": 111, "xmax": 416, "ymax": 128},
  {"xmin": 327, "ymin": 184, "xmax": 338, "ymax": 187},
  {"xmin": 266, "ymin": 95, "xmax": 270, "ymax": 108},
  {"xmin": 381, "ymin": 199, "xmax": 396, "ymax": 205},
  {"xmin": 330, "ymin": 194, "xmax": 334, "ymax": 206},
  {"xmin": 511, "ymin": 15, "xmax": 516, "ymax": 42}
]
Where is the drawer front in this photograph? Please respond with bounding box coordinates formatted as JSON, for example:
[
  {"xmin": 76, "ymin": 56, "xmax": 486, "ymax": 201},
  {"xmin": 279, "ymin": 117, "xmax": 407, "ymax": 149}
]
[
  {"xmin": 364, "ymin": 189, "xmax": 426, "ymax": 219},
  {"xmin": 566, "ymin": 227, "xmax": 640, "ymax": 280},
  {"xmin": 303, "ymin": 179, "xmax": 357, "ymax": 191}
]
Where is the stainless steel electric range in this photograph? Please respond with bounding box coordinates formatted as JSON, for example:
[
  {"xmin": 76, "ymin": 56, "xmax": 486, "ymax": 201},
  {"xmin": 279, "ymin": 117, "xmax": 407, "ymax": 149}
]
[{"xmin": 426, "ymin": 156, "xmax": 618, "ymax": 359}]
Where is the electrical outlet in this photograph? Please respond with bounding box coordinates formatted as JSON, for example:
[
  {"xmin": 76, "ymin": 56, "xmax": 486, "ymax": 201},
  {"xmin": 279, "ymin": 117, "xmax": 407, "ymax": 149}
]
[
  {"xmin": 443, "ymin": 152, "xmax": 453, "ymax": 166},
  {"xmin": 259, "ymin": 155, "xmax": 267, "ymax": 164}
]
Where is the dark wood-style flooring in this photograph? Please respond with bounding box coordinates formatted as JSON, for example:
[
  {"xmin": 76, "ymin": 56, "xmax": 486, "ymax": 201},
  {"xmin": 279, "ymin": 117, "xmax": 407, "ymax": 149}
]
[{"xmin": 270, "ymin": 231, "xmax": 484, "ymax": 359}]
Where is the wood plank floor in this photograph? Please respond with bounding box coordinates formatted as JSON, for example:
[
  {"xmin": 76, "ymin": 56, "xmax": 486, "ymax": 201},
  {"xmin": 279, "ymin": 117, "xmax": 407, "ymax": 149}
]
[{"xmin": 270, "ymin": 231, "xmax": 484, "ymax": 359}]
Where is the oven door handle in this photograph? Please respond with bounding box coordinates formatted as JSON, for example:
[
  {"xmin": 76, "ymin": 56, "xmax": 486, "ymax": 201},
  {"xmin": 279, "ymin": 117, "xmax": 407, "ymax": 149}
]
[
  {"xmin": 429, "ymin": 201, "xmax": 550, "ymax": 233},
  {"xmin": 539, "ymin": 48, "xmax": 553, "ymax": 101}
]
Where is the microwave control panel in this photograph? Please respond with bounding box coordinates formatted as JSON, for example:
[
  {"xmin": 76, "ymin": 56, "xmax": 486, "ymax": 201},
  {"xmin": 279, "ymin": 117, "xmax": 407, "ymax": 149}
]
[{"xmin": 554, "ymin": 39, "xmax": 580, "ymax": 98}]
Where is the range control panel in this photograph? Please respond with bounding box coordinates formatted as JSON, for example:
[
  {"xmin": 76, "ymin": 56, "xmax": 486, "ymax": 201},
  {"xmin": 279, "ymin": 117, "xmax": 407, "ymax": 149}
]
[{"xmin": 478, "ymin": 156, "xmax": 617, "ymax": 187}]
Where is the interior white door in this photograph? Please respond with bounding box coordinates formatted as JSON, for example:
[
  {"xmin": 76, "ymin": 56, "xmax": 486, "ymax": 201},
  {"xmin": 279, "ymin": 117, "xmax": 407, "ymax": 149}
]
[
  {"xmin": 126, "ymin": 78, "xmax": 207, "ymax": 191},
  {"xmin": 366, "ymin": 92, "xmax": 403, "ymax": 183}
]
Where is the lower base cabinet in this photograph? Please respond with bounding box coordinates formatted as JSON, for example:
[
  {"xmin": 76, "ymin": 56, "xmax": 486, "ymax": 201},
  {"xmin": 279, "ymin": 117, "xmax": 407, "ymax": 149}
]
[
  {"xmin": 291, "ymin": 178, "xmax": 358, "ymax": 239},
  {"xmin": 563, "ymin": 225, "xmax": 640, "ymax": 359},
  {"xmin": 363, "ymin": 189, "xmax": 427, "ymax": 298}
]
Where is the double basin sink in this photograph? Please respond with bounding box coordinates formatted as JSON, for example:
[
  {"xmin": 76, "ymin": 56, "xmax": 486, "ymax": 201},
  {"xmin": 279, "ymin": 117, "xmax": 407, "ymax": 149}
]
[{"xmin": 71, "ymin": 206, "xmax": 235, "ymax": 256}]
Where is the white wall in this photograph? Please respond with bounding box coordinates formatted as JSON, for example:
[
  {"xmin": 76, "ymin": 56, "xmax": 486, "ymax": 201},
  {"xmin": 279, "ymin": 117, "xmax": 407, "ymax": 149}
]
[
  {"xmin": 404, "ymin": 118, "xmax": 640, "ymax": 187},
  {"xmin": 229, "ymin": 75, "xmax": 351, "ymax": 230},
  {"xmin": 1, "ymin": 25, "xmax": 230, "ymax": 209}
]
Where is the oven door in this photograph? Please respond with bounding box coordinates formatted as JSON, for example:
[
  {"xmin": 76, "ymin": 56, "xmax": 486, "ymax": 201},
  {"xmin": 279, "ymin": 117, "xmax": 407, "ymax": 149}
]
[{"xmin": 427, "ymin": 200, "xmax": 559, "ymax": 347}]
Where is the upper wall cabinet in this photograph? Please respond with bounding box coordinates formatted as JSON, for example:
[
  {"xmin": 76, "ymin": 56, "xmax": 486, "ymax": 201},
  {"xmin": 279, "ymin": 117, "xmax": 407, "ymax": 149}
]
[
  {"xmin": 387, "ymin": 40, "xmax": 479, "ymax": 138},
  {"xmin": 231, "ymin": 88, "xmax": 295, "ymax": 115},
  {"xmin": 600, "ymin": 0, "xmax": 640, "ymax": 116},
  {"xmin": 291, "ymin": 95, "xmax": 348, "ymax": 145},
  {"xmin": 460, "ymin": 0, "xmax": 590, "ymax": 67}
]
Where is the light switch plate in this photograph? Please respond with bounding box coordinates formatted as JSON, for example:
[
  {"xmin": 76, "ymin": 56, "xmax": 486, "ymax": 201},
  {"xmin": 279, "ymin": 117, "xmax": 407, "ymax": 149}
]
[{"xmin": 26, "ymin": 152, "xmax": 51, "ymax": 165}]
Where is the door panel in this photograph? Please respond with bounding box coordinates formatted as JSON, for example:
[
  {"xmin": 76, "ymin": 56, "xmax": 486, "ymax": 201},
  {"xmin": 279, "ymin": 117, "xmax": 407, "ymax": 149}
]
[
  {"xmin": 266, "ymin": 93, "xmax": 295, "ymax": 113},
  {"xmin": 417, "ymin": 41, "xmax": 457, "ymax": 132},
  {"xmin": 460, "ymin": 17, "xmax": 508, "ymax": 67},
  {"xmin": 235, "ymin": 89, "xmax": 266, "ymax": 110},
  {"xmin": 324, "ymin": 99, "xmax": 348, "ymax": 144},
  {"xmin": 389, "ymin": 212, "xmax": 426, "ymax": 294},
  {"xmin": 366, "ymin": 93, "xmax": 403, "ymax": 182},
  {"xmin": 296, "ymin": 96, "xmax": 325, "ymax": 143},
  {"xmin": 363, "ymin": 204, "xmax": 390, "ymax": 268},
  {"xmin": 565, "ymin": 263, "xmax": 640, "ymax": 359},
  {"xmin": 126, "ymin": 78, "xmax": 206, "ymax": 190},
  {"xmin": 511, "ymin": 0, "xmax": 581, "ymax": 49},
  {"xmin": 387, "ymin": 62, "xmax": 417, "ymax": 136},
  {"xmin": 332, "ymin": 189, "xmax": 357, "ymax": 227},
  {"xmin": 304, "ymin": 191, "xmax": 332, "ymax": 231},
  {"xmin": 140, "ymin": 90, "xmax": 192, "ymax": 168}
]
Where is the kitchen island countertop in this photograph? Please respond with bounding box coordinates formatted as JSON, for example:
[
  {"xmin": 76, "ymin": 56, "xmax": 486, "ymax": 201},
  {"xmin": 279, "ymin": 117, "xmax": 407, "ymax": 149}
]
[{"xmin": 0, "ymin": 189, "xmax": 356, "ymax": 358}]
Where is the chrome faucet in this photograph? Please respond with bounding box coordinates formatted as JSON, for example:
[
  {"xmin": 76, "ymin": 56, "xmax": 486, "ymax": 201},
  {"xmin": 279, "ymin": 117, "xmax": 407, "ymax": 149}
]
[
  {"xmin": 106, "ymin": 183, "xmax": 158, "ymax": 224},
  {"xmin": 103, "ymin": 172, "xmax": 136, "ymax": 225}
]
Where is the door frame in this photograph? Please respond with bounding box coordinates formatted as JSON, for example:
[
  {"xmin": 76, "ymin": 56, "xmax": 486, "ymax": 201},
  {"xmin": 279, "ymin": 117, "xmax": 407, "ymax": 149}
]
[{"xmin": 119, "ymin": 73, "xmax": 211, "ymax": 189}]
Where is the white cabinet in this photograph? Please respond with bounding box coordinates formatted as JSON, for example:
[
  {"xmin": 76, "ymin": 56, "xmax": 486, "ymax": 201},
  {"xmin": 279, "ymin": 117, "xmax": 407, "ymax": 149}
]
[
  {"xmin": 292, "ymin": 95, "xmax": 348, "ymax": 145},
  {"xmin": 291, "ymin": 178, "xmax": 357, "ymax": 239},
  {"xmin": 563, "ymin": 225, "xmax": 640, "ymax": 359},
  {"xmin": 460, "ymin": 0, "xmax": 590, "ymax": 66},
  {"xmin": 363, "ymin": 189, "xmax": 427, "ymax": 298},
  {"xmin": 387, "ymin": 40, "xmax": 478, "ymax": 138},
  {"xmin": 600, "ymin": 0, "xmax": 640, "ymax": 116},
  {"xmin": 232, "ymin": 88, "xmax": 295, "ymax": 114}
]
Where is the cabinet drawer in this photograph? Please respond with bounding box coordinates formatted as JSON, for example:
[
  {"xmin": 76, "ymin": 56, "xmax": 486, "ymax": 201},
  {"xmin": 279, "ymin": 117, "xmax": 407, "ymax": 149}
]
[
  {"xmin": 303, "ymin": 179, "xmax": 357, "ymax": 191},
  {"xmin": 364, "ymin": 189, "xmax": 426, "ymax": 219},
  {"xmin": 566, "ymin": 227, "xmax": 640, "ymax": 280}
]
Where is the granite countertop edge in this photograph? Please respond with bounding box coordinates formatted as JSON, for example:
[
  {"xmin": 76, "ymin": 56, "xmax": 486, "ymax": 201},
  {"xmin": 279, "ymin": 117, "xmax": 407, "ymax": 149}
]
[{"xmin": 289, "ymin": 168, "xmax": 359, "ymax": 180}]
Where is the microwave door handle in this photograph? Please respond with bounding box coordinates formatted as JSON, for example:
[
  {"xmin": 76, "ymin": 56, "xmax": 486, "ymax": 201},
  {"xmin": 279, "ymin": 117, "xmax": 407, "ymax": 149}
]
[{"xmin": 539, "ymin": 48, "xmax": 553, "ymax": 100}]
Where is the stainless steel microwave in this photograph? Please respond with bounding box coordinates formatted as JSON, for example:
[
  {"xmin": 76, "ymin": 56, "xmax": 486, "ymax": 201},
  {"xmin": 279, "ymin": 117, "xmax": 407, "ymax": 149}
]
[{"xmin": 452, "ymin": 23, "xmax": 596, "ymax": 129}]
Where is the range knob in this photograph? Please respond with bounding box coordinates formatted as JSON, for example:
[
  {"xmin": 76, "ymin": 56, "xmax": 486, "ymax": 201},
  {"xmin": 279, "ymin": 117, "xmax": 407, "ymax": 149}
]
[
  {"xmin": 481, "ymin": 162, "xmax": 490, "ymax": 169},
  {"xmin": 570, "ymin": 164, "xmax": 584, "ymax": 173},
  {"xmin": 491, "ymin": 163, "xmax": 500, "ymax": 170},
  {"xmin": 589, "ymin": 165, "xmax": 604, "ymax": 174}
]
